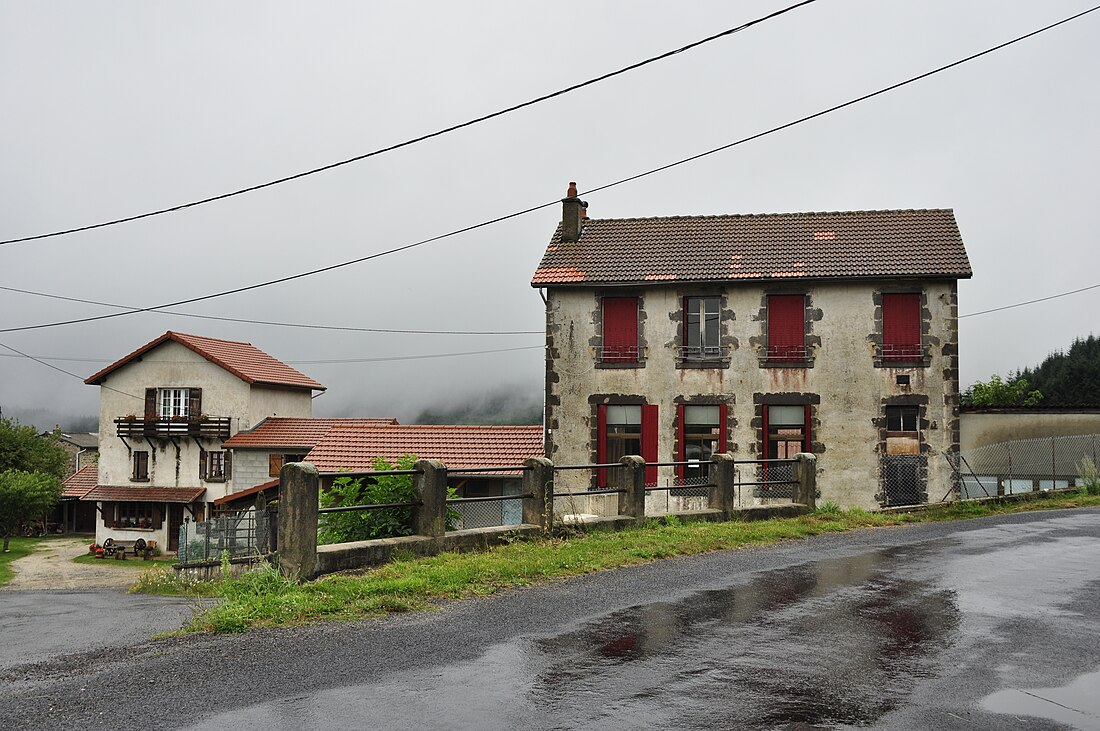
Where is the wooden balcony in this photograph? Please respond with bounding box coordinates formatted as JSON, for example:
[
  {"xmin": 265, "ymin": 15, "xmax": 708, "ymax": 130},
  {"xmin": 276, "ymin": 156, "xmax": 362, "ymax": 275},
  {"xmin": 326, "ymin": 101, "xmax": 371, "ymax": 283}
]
[{"xmin": 115, "ymin": 416, "xmax": 231, "ymax": 440}]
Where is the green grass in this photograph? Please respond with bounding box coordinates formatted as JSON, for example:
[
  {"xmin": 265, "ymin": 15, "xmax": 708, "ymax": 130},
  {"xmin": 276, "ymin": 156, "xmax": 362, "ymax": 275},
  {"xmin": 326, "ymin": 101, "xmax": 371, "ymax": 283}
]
[
  {"xmin": 0, "ymin": 537, "xmax": 44, "ymax": 587},
  {"xmin": 138, "ymin": 491, "xmax": 1100, "ymax": 635},
  {"xmin": 72, "ymin": 553, "xmax": 177, "ymax": 568}
]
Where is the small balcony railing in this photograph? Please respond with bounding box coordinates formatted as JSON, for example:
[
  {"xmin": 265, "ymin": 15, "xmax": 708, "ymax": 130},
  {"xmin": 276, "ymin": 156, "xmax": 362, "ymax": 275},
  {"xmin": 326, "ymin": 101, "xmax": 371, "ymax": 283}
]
[
  {"xmin": 115, "ymin": 416, "xmax": 231, "ymax": 439},
  {"xmin": 597, "ymin": 345, "xmax": 641, "ymax": 364},
  {"xmin": 765, "ymin": 344, "xmax": 808, "ymax": 362},
  {"xmin": 678, "ymin": 345, "xmax": 731, "ymax": 361},
  {"xmin": 879, "ymin": 343, "xmax": 924, "ymax": 362}
]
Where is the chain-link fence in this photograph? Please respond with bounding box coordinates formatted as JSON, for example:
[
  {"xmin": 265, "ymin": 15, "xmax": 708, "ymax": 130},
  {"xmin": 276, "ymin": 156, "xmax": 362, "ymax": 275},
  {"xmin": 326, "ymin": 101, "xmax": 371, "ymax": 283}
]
[
  {"xmin": 449, "ymin": 497, "xmax": 523, "ymax": 530},
  {"xmin": 177, "ymin": 509, "xmax": 276, "ymax": 565},
  {"xmin": 949, "ymin": 434, "xmax": 1100, "ymax": 499},
  {"xmin": 881, "ymin": 455, "xmax": 928, "ymax": 507}
]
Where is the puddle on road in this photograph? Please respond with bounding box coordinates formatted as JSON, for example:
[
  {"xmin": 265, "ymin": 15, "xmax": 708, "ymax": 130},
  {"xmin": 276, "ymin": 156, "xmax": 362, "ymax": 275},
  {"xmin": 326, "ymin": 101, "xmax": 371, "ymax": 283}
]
[
  {"xmin": 185, "ymin": 550, "xmax": 961, "ymax": 731},
  {"xmin": 981, "ymin": 668, "xmax": 1100, "ymax": 729}
]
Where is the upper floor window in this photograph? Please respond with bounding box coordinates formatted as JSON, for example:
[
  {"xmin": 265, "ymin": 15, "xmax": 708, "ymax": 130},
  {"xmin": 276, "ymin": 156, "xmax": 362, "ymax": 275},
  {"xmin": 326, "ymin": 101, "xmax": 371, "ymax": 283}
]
[
  {"xmin": 159, "ymin": 388, "xmax": 189, "ymax": 419},
  {"xmin": 683, "ymin": 296, "xmax": 721, "ymax": 361},
  {"xmin": 766, "ymin": 294, "xmax": 807, "ymax": 363},
  {"xmin": 201, "ymin": 450, "xmax": 232, "ymax": 482},
  {"xmin": 881, "ymin": 293, "xmax": 922, "ymax": 363},
  {"xmin": 600, "ymin": 297, "xmax": 640, "ymax": 364},
  {"xmin": 269, "ymin": 452, "xmax": 308, "ymax": 477},
  {"xmin": 131, "ymin": 450, "xmax": 149, "ymax": 481}
]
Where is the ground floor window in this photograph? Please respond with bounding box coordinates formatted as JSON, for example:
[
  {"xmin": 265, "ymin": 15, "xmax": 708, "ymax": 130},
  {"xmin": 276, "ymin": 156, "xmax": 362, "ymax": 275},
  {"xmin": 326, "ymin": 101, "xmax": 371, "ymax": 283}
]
[
  {"xmin": 596, "ymin": 403, "xmax": 658, "ymax": 487},
  {"xmin": 104, "ymin": 501, "xmax": 162, "ymax": 529},
  {"xmin": 677, "ymin": 404, "xmax": 727, "ymax": 484},
  {"xmin": 760, "ymin": 404, "xmax": 811, "ymax": 497}
]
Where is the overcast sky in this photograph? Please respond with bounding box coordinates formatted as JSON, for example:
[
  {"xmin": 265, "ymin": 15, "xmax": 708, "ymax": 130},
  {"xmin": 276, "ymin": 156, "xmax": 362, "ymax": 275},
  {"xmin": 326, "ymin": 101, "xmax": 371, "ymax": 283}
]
[{"xmin": 2, "ymin": 1, "xmax": 1098, "ymax": 428}]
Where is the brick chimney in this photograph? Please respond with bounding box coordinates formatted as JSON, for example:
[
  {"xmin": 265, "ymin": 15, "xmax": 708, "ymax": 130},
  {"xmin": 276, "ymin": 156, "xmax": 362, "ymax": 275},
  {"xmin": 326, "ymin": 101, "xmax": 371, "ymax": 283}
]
[{"xmin": 561, "ymin": 181, "xmax": 589, "ymax": 243}]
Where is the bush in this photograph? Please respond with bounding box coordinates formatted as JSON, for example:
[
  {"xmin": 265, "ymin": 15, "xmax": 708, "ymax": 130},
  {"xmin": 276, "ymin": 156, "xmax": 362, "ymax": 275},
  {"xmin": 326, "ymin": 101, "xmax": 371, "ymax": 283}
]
[{"xmin": 1077, "ymin": 457, "xmax": 1100, "ymax": 496}]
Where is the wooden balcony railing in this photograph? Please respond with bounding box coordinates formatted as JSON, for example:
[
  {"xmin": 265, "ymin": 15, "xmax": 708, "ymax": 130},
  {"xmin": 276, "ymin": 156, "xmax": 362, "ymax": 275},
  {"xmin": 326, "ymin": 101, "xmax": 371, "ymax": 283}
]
[{"xmin": 115, "ymin": 416, "xmax": 231, "ymax": 439}]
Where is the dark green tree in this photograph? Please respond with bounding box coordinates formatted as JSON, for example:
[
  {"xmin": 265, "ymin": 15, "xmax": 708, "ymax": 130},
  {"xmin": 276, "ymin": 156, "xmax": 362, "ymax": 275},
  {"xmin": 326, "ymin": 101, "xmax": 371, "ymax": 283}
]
[
  {"xmin": 0, "ymin": 417, "xmax": 68, "ymax": 478},
  {"xmin": 0, "ymin": 470, "xmax": 62, "ymax": 551},
  {"xmin": 962, "ymin": 374, "xmax": 1043, "ymax": 407},
  {"xmin": 1017, "ymin": 335, "xmax": 1100, "ymax": 407}
]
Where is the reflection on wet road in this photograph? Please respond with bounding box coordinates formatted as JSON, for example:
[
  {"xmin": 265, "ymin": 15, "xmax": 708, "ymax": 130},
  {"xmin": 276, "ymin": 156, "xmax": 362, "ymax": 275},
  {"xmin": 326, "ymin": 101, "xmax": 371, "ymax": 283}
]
[{"xmin": 186, "ymin": 513, "xmax": 1100, "ymax": 730}]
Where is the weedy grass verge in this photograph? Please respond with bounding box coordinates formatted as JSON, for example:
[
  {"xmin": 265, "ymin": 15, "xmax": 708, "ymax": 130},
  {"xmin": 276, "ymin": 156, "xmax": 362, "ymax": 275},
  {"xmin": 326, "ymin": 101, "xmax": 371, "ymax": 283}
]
[{"xmin": 137, "ymin": 492, "xmax": 1100, "ymax": 634}]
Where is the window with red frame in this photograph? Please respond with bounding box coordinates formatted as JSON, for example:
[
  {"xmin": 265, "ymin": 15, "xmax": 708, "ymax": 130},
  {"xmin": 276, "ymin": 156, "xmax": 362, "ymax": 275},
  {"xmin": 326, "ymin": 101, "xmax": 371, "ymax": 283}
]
[
  {"xmin": 882, "ymin": 293, "xmax": 922, "ymax": 362},
  {"xmin": 676, "ymin": 404, "xmax": 727, "ymax": 484},
  {"xmin": 766, "ymin": 294, "xmax": 806, "ymax": 362},
  {"xmin": 596, "ymin": 404, "xmax": 657, "ymax": 487},
  {"xmin": 602, "ymin": 297, "xmax": 639, "ymax": 363}
]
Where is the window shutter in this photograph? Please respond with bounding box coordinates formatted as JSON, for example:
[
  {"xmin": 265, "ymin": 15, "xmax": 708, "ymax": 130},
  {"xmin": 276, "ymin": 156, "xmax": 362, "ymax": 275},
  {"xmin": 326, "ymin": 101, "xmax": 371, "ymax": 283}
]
[
  {"xmin": 152, "ymin": 505, "xmax": 162, "ymax": 529},
  {"xmin": 269, "ymin": 453, "xmax": 283, "ymax": 477},
  {"xmin": 676, "ymin": 404, "xmax": 686, "ymax": 481},
  {"xmin": 596, "ymin": 404, "xmax": 608, "ymax": 488},
  {"xmin": 641, "ymin": 404, "xmax": 658, "ymax": 486},
  {"xmin": 804, "ymin": 404, "xmax": 813, "ymax": 454},
  {"xmin": 199, "ymin": 449, "xmax": 207, "ymax": 480},
  {"xmin": 224, "ymin": 451, "xmax": 232, "ymax": 480},
  {"xmin": 144, "ymin": 389, "xmax": 157, "ymax": 421},
  {"xmin": 188, "ymin": 388, "xmax": 202, "ymax": 419},
  {"xmin": 767, "ymin": 295, "xmax": 805, "ymax": 360},
  {"xmin": 102, "ymin": 501, "xmax": 115, "ymax": 525},
  {"xmin": 603, "ymin": 297, "xmax": 639, "ymax": 363},
  {"xmin": 718, "ymin": 403, "xmax": 728, "ymax": 454},
  {"xmin": 882, "ymin": 293, "xmax": 921, "ymax": 359}
]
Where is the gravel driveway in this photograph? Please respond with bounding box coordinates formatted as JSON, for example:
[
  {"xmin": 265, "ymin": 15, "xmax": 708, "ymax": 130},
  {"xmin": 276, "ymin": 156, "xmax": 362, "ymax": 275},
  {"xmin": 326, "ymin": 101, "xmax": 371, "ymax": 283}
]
[{"xmin": 2, "ymin": 537, "xmax": 144, "ymax": 590}]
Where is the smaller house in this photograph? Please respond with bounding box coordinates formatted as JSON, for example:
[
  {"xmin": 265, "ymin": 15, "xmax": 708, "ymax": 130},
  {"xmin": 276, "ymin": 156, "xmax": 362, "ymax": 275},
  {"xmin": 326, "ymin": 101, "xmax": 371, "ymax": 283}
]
[
  {"xmin": 217, "ymin": 422, "xmax": 544, "ymax": 529},
  {"xmin": 40, "ymin": 430, "xmax": 99, "ymax": 478},
  {"xmin": 57, "ymin": 464, "xmax": 98, "ymax": 533}
]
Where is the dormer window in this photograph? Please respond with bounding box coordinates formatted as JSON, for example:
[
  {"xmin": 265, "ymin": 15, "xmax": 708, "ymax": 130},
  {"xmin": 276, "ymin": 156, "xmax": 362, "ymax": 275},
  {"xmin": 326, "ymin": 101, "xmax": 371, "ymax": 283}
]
[{"xmin": 159, "ymin": 388, "xmax": 190, "ymax": 419}]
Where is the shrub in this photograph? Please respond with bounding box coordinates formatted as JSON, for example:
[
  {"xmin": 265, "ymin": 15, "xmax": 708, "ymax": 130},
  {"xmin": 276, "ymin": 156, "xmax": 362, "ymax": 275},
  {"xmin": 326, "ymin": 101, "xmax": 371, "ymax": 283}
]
[{"xmin": 1077, "ymin": 457, "xmax": 1100, "ymax": 496}]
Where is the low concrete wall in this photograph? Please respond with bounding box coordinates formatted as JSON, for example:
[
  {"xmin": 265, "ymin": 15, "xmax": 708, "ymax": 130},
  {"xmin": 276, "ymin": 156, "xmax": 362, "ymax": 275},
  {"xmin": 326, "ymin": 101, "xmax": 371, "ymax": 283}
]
[
  {"xmin": 961, "ymin": 409, "xmax": 1100, "ymax": 450},
  {"xmin": 315, "ymin": 524, "xmax": 543, "ymax": 575},
  {"xmin": 174, "ymin": 553, "xmax": 274, "ymax": 581}
]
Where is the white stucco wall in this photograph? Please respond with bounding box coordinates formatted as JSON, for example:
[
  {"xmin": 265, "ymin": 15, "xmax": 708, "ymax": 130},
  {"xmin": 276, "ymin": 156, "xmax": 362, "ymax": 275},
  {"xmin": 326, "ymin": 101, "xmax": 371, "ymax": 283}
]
[
  {"xmin": 545, "ymin": 279, "xmax": 961, "ymax": 510},
  {"xmin": 91, "ymin": 339, "xmax": 316, "ymax": 548}
]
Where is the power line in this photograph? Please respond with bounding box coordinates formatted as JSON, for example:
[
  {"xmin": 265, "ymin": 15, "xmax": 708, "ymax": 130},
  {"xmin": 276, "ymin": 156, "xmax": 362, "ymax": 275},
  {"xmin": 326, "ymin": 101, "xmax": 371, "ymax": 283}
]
[
  {"xmin": 0, "ymin": 344, "xmax": 543, "ymax": 366},
  {"xmin": 0, "ymin": 0, "xmax": 819, "ymax": 247},
  {"xmin": 2, "ymin": 4, "xmax": 1097, "ymax": 338},
  {"xmin": 0, "ymin": 285, "xmax": 541, "ymax": 335},
  {"xmin": 0, "ymin": 340, "xmax": 142, "ymax": 401},
  {"xmin": 960, "ymin": 282, "xmax": 1100, "ymax": 318}
]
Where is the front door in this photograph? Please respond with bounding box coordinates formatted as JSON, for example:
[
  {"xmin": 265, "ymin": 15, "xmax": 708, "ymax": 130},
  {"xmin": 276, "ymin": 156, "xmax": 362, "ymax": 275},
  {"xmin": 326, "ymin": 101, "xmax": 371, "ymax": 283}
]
[{"xmin": 168, "ymin": 505, "xmax": 184, "ymax": 552}]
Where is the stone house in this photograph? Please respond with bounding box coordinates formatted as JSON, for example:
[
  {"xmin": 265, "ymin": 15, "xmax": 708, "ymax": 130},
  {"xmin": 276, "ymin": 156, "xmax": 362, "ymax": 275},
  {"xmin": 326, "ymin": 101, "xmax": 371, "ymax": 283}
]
[
  {"xmin": 81, "ymin": 331, "xmax": 324, "ymax": 552},
  {"xmin": 531, "ymin": 185, "xmax": 972, "ymax": 510}
]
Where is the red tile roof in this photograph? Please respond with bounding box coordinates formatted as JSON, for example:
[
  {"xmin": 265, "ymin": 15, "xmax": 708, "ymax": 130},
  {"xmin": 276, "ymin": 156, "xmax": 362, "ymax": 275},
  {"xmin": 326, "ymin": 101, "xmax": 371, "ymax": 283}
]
[
  {"xmin": 213, "ymin": 479, "xmax": 278, "ymax": 507},
  {"xmin": 531, "ymin": 209, "xmax": 972, "ymax": 286},
  {"xmin": 84, "ymin": 331, "xmax": 325, "ymax": 391},
  {"xmin": 305, "ymin": 424, "xmax": 544, "ymax": 475},
  {"xmin": 223, "ymin": 417, "xmax": 400, "ymax": 449},
  {"xmin": 61, "ymin": 464, "xmax": 98, "ymax": 499},
  {"xmin": 80, "ymin": 486, "xmax": 206, "ymax": 504}
]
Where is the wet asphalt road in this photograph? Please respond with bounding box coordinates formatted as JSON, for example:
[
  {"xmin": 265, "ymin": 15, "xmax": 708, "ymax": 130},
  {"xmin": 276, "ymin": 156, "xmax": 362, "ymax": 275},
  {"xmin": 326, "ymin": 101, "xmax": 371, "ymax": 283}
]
[{"xmin": 3, "ymin": 508, "xmax": 1100, "ymax": 730}]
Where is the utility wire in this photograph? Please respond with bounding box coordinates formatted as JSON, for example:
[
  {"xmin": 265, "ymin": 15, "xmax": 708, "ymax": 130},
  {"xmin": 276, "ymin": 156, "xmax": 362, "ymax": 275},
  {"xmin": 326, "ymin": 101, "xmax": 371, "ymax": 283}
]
[
  {"xmin": 0, "ymin": 285, "xmax": 542, "ymax": 335},
  {"xmin": 0, "ymin": 340, "xmax": 142, "ymax": 401},
  {"xmin": 0, "ymin": 0, "xmax": 819, "ymax": 247},
  {"xmin": 959, "ymin": 282, "xmax": 1100, "ymax": 318},
  {"xmin": 1, "ymin": 4, "xmax": 1097, "ymax": 338}
]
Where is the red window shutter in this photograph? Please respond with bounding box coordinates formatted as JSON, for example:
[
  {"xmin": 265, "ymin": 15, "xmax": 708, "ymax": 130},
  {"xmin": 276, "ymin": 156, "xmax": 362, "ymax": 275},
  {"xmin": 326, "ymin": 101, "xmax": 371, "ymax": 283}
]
[
  {"xmin": 596, "ymin": 404, "xmax": 608, "ymax": 487},
  {"xmin": 804, "ymin": 404, "xmax": 812, "ymax": 453},
  {"xmin": 718, "ymin": 403, "xmax": 728, "ymax": 454},
  {"xmin": 603, "ymin": 297, "xmax": 638, "ymax": 363},
  {"xmin": 882, "ymin": 293, "xmax": 921, "ymax": 361},
  {"xmin": 642, "ymin": 404, "xmax": 659, "ymax": 486},
  {"xmin": 144, "ymin": 388, "xmax": 157, "ymax": 421},
  {"xmin": 676, "ymin": 404, "xmax": 686, "ymax": 481},
  {"xmin": 767, "ymin": 295, "xmax": 805, "ymax": 361}
]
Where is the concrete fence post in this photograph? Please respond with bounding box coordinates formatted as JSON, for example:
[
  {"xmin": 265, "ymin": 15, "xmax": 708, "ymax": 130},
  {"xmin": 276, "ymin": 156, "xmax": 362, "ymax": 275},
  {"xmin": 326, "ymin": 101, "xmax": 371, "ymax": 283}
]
[
  {"xmin": 794, "ymin": 453, "xmax": 817, "ymax": 510},
  {"xmin": 710, "ymin": 453, "xmax": 737, "ymax": 519},
  {"xmin": 278, "ymin": 461, "xmax": 319, "ymax": 582},
  {"xmin": 522, "ymin": 457, "xmax": 554, "ymax": 530},
  {"xmin": 413, "ymin": 459, "xmax": 448, "ymax": 538},
  {"xmin": 618, "ymin": 455, "xmax": 647, "ymax": 524}
]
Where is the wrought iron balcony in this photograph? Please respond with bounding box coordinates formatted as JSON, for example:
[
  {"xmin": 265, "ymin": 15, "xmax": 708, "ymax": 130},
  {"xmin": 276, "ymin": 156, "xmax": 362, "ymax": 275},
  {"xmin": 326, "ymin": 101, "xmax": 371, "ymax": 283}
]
[
  {"xmin": 597, "ymin": 345, "xmax": 642, "ymax": 364},
  {"xmin": 765, "ymin": 345, "xmax": 808, "ymax": 362},
  {"xmin": 115, "ymin": 416, "xmax": 231, "ymax": 439},
  {"xmin": 879, "ymin": 343, "xmax": 924, "ymax": 362},
  {"xmin": 677, "ymin": 345, "xmax": 731, "ymax": 361}
]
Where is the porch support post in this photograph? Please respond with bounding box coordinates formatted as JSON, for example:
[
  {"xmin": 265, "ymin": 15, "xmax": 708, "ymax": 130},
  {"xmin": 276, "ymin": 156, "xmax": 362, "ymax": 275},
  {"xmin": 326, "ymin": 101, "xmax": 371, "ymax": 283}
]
[
  {"xmin": 522, "ymin": 458, "xmax": 554, "ymax": 531},
  {"xmin": 794, "ymin": 453, "xmax": 817, "ymax": 510},
  {"xmin": 710, "ymin": 453, "xmax": 737, "ymax": 519},
  {"xmin": 278, "ymin": 461, "xmax": 319, "ymax": 582},
  {"xmin": 618, "ymin": 455, "xmax": 646, "ymax": 524}
]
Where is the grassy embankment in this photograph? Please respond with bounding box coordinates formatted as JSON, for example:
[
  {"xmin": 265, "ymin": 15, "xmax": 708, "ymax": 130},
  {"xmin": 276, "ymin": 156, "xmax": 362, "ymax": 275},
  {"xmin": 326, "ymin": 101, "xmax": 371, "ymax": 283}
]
[{"xmin": 133, "ymin": 491, "xmax": 1100, "ymax": 635}]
